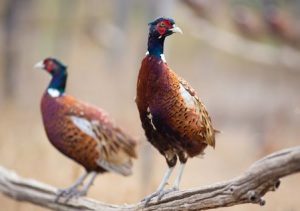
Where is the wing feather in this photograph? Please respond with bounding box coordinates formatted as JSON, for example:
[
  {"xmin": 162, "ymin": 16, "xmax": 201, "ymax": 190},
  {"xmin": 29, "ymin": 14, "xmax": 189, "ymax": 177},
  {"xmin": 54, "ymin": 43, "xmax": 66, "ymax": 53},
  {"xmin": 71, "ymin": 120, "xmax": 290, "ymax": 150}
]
[
  {"xmin": 178, "ymin": 77, "xmax": 216, "ymax": 147},
  {"xmin": 69, "ymin": 109, "xmax": 137, "ymax": 176}
]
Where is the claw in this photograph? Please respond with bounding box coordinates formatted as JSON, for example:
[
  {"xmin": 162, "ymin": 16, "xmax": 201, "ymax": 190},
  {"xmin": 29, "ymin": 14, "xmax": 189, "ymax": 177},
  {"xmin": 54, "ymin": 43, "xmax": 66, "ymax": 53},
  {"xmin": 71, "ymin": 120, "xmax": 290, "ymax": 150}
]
[
  {"xmin": 157, "ymin": 187, "xmax": 178, "ymax": 200},
  {"xmin": 55, "ymin": 187, "xmax": 87, "ymax": 203},
  {"xmin": 54, "ymin": 172, "xmax": 94, "ymax": 203},
  {"xmin": 142, "ymin": 191, "xmax": 160, "ymax": 205},
  {"xmin": 142, "ymin": 187, "xmax": 178, "ymax": 205}
]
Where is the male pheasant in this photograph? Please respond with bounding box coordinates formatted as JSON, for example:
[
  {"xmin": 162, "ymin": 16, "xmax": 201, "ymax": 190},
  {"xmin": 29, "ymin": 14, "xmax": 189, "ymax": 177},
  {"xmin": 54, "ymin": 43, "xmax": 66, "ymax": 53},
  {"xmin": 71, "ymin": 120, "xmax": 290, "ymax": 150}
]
[
  {"xmin": 136, "ymin": 17, "xmax": 218, "ymax": 203},
  {"xmin": 35, "ymin": 58, "xmax": 137, "ymax": 200}
]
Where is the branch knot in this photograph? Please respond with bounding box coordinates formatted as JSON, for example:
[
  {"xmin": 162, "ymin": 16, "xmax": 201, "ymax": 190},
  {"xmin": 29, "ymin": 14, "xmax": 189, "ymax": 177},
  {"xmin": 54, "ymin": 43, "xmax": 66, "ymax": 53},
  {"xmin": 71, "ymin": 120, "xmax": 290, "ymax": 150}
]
[{"xmin": 247, "ymin": 190, "xmax": 265, "ymax": 206}]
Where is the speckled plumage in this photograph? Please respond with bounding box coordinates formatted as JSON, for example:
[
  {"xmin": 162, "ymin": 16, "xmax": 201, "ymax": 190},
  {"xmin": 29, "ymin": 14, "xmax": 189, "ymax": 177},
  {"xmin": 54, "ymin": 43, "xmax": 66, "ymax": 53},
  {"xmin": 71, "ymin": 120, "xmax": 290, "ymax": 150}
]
[
  {"xmin": 136, "ymin": 55, "xmax": 216, "ymax": 166},
  {"xmin": 36, "ymin": 58, "xmax": 137, "ymax": 200},
  {"xmin": 136, "ymin": 17, "xmax": 218, "ymax": 203},
  {"xmin": 41, "ymin": 93, "xmax": 137, "ymax": 174}
]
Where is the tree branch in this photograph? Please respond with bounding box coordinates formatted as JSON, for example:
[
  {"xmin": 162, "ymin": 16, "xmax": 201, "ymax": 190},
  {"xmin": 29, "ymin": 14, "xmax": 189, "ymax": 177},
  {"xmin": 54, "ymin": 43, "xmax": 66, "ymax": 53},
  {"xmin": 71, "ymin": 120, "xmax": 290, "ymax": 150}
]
[
  {"xmin": 0, "ymin": 146, "xmax": 300, "ymax": 210},
  {"xmin": 194, "ymin": 19, "xmax": 300, "ymax": 71},
  {"xmin": 180, "ymin": 7, "xmax": 300, "ymax": 71}
]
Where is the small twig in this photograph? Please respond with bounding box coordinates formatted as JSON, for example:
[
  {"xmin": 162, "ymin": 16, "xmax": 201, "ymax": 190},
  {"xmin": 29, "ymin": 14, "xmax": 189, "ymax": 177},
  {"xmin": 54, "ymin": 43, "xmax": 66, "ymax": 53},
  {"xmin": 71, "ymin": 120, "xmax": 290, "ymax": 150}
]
[
  {"xmin": 0, "ymin": 146, "xmax": 300, "ymax": 210},
  {"xmin": 180, "ymin": 6, "xmax": 300, "ymax": 71}
]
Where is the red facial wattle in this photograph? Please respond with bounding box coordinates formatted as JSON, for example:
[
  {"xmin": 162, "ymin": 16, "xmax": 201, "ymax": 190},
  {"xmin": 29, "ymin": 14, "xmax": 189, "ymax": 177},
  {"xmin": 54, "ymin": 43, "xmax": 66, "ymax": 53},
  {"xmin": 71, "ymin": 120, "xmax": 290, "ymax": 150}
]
[
  {"xmin": 156, "ymin": 20, "xmax": 173, "ymax": 36},
  {"xmin": 45, "ymin": 60, "xmax": 55, "ymax": 73},
  {"xmin": 157, "ymin": 27, "xmax": 167, "ymax": 35}
]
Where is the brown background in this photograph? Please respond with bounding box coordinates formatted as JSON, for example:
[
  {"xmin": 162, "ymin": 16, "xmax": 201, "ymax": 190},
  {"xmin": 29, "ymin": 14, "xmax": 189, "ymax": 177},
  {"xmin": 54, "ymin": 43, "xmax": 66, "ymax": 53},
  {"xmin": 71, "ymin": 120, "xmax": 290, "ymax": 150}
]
[{"xmin": 0, "ymin": 0, "xmax": 299, "ymax": 210}]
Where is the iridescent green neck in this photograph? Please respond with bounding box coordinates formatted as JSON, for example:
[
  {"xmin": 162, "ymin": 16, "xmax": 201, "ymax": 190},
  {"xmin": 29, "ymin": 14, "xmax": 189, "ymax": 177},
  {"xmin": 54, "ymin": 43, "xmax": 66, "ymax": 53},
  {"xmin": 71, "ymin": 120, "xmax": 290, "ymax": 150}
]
[
  {"xmin": 48, "ymin": 68, "xmax": 67, "ymax": 95},
  {"xmin": 147, "ymin": 34, "xmax": 165, "ymax": 58}
]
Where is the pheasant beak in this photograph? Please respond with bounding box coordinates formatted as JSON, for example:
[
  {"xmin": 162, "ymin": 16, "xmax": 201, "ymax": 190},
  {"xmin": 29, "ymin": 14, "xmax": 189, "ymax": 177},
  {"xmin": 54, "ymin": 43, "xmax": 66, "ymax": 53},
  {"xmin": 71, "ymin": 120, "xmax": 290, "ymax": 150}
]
[
  {"xmin": 34, "ymin": 61, "xmax": 45, "ymax": 69},
  {"xmin": 169, "ymin": 25, "xmax": 183, "ymax": 34}
]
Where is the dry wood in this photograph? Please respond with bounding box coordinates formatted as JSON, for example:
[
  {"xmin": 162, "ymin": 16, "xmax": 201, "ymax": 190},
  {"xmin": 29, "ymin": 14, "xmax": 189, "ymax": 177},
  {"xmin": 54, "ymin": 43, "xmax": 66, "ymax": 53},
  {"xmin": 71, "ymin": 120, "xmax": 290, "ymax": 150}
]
[
  {"xmin": 179, "ymin": 1, "xmax": 300, "ymax": 71},
  {"xmin": 0, "ymin": 146, "xmax": 300, "ymax": 210},
  {"xmin": 189, "ymin": 18, "xmax": 300, "ymax": 71}
]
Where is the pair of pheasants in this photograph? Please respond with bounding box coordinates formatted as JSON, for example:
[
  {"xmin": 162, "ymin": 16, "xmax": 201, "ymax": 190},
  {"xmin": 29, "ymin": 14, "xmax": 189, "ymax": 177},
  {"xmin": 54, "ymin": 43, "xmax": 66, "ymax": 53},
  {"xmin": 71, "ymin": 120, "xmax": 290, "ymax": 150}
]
[{"xmin": 35, "ymin": 17, "xmax": 218, "ymax": 203}]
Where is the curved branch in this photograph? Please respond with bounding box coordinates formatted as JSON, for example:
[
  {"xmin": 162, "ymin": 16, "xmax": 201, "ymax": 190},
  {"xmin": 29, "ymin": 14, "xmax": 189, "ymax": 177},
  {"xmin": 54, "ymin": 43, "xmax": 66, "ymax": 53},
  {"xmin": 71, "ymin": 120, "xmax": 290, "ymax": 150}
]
[
  {"xmin": 179, "ymin": 2, "xmax": 300, "ymax": 71},
  {"xmin": 191, "ymin": 19, "xmax": 300, "ymax": 69},
  {"xmin": 0, "ymin": 146, "xmax": 300, "ymax": 210}
]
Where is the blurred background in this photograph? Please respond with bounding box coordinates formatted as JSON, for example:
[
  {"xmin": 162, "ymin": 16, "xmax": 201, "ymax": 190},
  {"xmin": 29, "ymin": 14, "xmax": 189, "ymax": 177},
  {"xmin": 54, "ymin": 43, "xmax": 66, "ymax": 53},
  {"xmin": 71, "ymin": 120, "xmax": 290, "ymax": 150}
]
[{"xmin": 0, "ymin": 0, "xmax": 299, "ymax": 210}]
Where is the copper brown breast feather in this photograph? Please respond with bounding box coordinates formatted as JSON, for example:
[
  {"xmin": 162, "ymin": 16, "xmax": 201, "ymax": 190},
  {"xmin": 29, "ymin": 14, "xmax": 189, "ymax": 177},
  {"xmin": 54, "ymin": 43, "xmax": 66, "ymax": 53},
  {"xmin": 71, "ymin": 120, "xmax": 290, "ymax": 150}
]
[
  {"xmin": 136, "ymin": 17, "xmax": 218, "ymax": 204},
  {"xmin": 36, "ymin": 57, "xmax": 137, "ymax": 201}
]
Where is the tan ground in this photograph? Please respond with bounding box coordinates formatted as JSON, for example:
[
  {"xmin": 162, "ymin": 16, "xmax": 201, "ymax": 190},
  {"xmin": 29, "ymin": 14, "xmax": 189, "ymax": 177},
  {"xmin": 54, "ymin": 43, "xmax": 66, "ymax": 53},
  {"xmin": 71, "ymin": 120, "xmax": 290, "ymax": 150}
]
[{"xmin": 0, "ymin": 1, "xmax": 299, "ymax": 210}]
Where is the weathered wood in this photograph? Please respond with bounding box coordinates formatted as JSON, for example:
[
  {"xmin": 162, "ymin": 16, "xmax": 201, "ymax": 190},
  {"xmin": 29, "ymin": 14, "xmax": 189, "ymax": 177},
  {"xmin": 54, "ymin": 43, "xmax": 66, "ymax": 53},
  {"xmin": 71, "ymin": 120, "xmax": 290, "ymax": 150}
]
[
  {"xmin": 180, "ymin": 1, "xmax": 300, "ymax": 71},
  {"xmin": 0, "ymin": 146, "xmax": 300, "ymax": 210}
]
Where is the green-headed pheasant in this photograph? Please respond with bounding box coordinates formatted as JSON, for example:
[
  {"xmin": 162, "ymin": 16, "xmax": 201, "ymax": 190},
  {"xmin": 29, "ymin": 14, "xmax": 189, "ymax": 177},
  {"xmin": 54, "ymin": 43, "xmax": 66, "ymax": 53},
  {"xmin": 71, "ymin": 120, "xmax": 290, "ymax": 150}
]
[
  {"xmin": 136, "ymin": 17, "xmax": 218, "ymax": 203},
  {"xmin": 35, "ymin": 58, "xmax": 137, "ymax": 201}
]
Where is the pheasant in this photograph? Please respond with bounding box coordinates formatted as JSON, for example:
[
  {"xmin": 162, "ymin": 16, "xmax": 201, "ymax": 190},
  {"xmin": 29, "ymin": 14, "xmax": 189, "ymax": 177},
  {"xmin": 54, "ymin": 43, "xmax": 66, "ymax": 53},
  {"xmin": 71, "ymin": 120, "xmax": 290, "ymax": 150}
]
[
  {"xmin": 35, "ymin": 58, "xmax": 137, "ymax": 201},
  {"xmin": 136, "ymin": 17, "xmax": 218, "ymax": 203}
]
